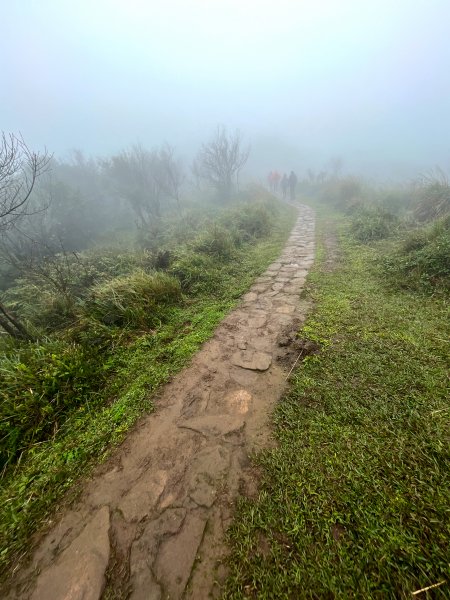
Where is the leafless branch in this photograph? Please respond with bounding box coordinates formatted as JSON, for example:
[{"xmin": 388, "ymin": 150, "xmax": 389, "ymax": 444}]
[
  {"xmin": 196, "ymin": 126, "xmax": 250, "ymax": 200},
  {"xmin": 0, "ymin": 132, "xmax": 51, "ymax": 231}
]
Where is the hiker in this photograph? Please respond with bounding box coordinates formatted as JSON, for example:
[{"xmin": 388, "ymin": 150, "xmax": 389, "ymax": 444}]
[
  {"xmin": 272, "ymin": 170, "xmax": 281, "ymax": 193},
  {"xmin": 281, "ymin": 174, "xmax": 288, "ymax": 199},
  {"xmin": 288, "ymin": 170, "xmax": 298, "ymax": 201}
]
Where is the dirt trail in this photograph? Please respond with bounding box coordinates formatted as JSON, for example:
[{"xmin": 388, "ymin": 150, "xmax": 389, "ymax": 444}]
[{"xmin": 6, "ymin": 205, "xmax": 315, "ymax": 600}]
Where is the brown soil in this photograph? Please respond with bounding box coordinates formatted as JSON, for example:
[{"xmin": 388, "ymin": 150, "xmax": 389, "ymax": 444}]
[{"xmin": 4, "ymin": 205, "xmax": 315, "ymax": 600}]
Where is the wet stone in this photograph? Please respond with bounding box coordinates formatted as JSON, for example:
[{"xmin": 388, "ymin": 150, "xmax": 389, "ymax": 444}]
[
  {"xmin": 119, "ymin": 470, "xmax": 168, "ymax": 522},
  {"xmin": 229, "ymin": 367, "xmax": 258, "ymax": 386},
  {"xmin": 275, "ymin": 305, "xmax": 296, "ymax": 314},
  {"xmin": 225, "ymin": 389, "xmax": 252, "ymax": 414},
  {"xmin": 31, "ymin": 507, "xmax": 110, "ymax": 600},
  {"xmin": 231, "ymin": 350, "xmax": 272, "ymax": 371},
  {"xmin": 179, "ymin": 415, "xmax": 245, "ymax": 437},
  {"xmin": 153, "ymin": 513, "xmax": 206, "ymax": 599},
  {"xmin": 190, "ymin": 478, "xmax": 217, "ymax": 507},
  {"xmin": 130, "ymin": 508, "xmax": 187, "ymax": 599},
  {"xmin": 247, "ymin": 315, "xmax": 267, "ymax": 328}
]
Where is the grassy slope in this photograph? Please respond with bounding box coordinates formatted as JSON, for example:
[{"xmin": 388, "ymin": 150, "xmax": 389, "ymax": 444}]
[
  {"xmin": 0, "ymin": 202, "xmax": 297, "ymax": 578},
  {"xmin": 224, "ymin": 213, "xmax": 450, "ymax": 599}
]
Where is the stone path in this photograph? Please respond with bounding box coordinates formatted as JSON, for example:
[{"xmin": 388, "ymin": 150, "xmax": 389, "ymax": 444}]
[{"xmin": 6, "ymin": 204, "xmax": 315, "ymax": 600}]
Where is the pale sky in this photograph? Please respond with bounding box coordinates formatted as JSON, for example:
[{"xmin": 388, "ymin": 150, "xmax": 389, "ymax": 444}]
[{"xmin": 2, "ymin": 0, "xmax": 450, "ymax": 177}]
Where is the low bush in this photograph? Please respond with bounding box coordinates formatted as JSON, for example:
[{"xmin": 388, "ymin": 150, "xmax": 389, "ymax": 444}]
[
  {"xmin": 85, "ymin": 270, "xmax": 182, "ymax": 327},
  {"xmin": 383, "ymin": 216, "xmax": 450, "ymax": 292},
  {"xmin": 350, "ymin": 206, "xmax": 398, "ymax": 242},
  {"xmin": 5, "ymin": 282, "xmax": 78, "ymax": 332},
  {"xmin": 231, "ymin": 202, "xmax": 274, "ymax": 240},
  {"xmin": 379, "ymin": 187, "xmax": 413, "ymax": 215},
  {"xmin": 318, "ymin": 177, "xmax": 365, "ymax": 212},
  {"xmin": 193, "ymin": 225, "xmax": 235, "ymax": 260},
  {"xmin": 414, "ymin": 169, "xmax": 450, "ymax": 222},
  {"xmin": 0, "ymin": 340, "xmax": 104, "ymax": 469},
  {"xmin": 169, "ymin": 251, "xmax": 221, "ymax": 294}
]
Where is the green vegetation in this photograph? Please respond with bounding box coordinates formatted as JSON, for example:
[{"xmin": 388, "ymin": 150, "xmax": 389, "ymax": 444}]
[
  {"xmin": 224, "ymin": 210, "xmax": 450, "ymax": 598},
  {"xmin": 383, "ymin": 215, "xmax": 450, "ymax": 293},
  {"xmin": 350, "ymin": 205, "xmax": 399, "ymax": 242},
  {"xmin": 0, "ymin": 194, "xmax": 296, "ymax": 576}
]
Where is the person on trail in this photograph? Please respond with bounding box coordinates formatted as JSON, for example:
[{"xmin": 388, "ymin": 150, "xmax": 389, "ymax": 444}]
[
  {"xmin": 272, "ymin": 170, "xmax": 281, "ymax": 193},
  {"xmin": 288, "ymin": 170, "xmax": 298, "ymax": 201},
  {"xmin": 281, "ymin": 174, "xmax": 288, "ymax": 199}
]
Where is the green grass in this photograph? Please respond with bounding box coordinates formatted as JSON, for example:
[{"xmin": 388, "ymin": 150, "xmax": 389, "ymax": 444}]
[
  {"xmin": 224, "ymin": 214, "xmax": 450, "ymax": 599},
  {"xmin": 0, "ymin": 201, "xmax": 297, "ymax": 579}
]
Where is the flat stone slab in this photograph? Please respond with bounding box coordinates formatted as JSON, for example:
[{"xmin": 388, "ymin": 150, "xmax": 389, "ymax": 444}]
[
  {"xmin": 188, "ymin": 446, "xmax": 230, "ymax": 507},
  {"xmin": 189, "ymin": 477, "xmax": 217, "ymax": 507},
  {"xmin": 130, "ymin": 508, "xmax": 187, "ymax": 599},
  {"xmin": 275, "ymin": 305, "xmax": 296, "ymax": 314},
  {"xmin": 247, "ymin": 315, "xmax": 267, "ymax": 328},
  {"xmin": 231, "ymin": 350, "xmax": 272, "ymax": 371},
  {"xmin": 225, "ymin": 389, "xmax": 252, "ymax": 414},
  {"xmin": 31, "ymin": 507, "xmax": 110, "ymax": 600},
  {"xmin": 119, "ymin": 470, "xmax": 168, "ymax": 522},
  {"xmin": 154, "ymin": 513, "xmax": 206, "ymax": 599},
  {"xmin": 179, "ymin": 415, "xmax": 245, "ymax": 436}
]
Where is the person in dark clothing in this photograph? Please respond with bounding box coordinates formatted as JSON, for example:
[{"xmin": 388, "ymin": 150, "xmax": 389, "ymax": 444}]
[
  {"xmin": 281, "ymin": 174, "xmax": 288, "ymax": 199},
  {"xmin": 288, "ymin": 171, "xmax": 298, "ymax": 201}
]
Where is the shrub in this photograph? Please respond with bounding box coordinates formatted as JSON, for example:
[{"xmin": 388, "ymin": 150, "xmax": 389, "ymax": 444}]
[
  {"xmin": 400, "ymin": 229, "xmax": 428, "ymax": 253},
  {"xmin": 233, "ymin": 203, "xmax": 273, "ymax": 239},
  {"xmin": 3, "ymin": 248, "xmax": 156, "ymax": 332},
  {"xmin": 379, "ymin": 187, "xmax": 413, "ymax": 215},
  {"xmin": 220, "ymin": 200, "xmax": 276, "ymax": 246},
  {"xmin": 414, "ymin": 169, "xmax": 450, "ymax": 222},
  {"xmin": 0, "ymin": 340, "xmax": 103, "ymax": 468},
  {"xmin": 318, "ymin": 177, "xmax": 365, "ymax": 212},
  {"xmin": 194, "ymin": 225, "xmax": 235, "ymax": 260},
  {"xmin": 86, "ymin": 270, "xmax": 182, "ymax": 327},
  {"xmin": 153, "ymin": 249, "xmax": 171, "ymax": 270},
  {"xmin": 350, "ymin": 206, "xmax": 398, "ymax": 242},
  {"xmin": 5, "ymin": 281, "xmax": 78, "ymax": 332},
  {"xmin": 382, "ymin": 216, "xmax": 450, "ymax": 292},
  {"xmin": 169, "ymin": 251, "xmax": 220, "ymax": 294}
]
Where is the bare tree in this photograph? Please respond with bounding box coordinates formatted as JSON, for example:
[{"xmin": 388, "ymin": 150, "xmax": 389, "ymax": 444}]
[
  {"xmin": 0, "ymin": 133, "xmax": 50, "ymax": 339},
  {"xmin": 196, "ymin": 127, "xmax": 250, "ymax": 200},
  {"xmin": 107, "ymin": 143, "xmax": 184, "ymax": 227},
  {"xmin": 152, "ymin": 144, "xmax": 184, "ymax": 208},
  {"xmin": 0, "ymin": 132, "xmax": 50, "ymax": 232}
]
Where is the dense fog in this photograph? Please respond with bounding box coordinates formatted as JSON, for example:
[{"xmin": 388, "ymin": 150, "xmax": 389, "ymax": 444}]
[{"xmin": 3, "ymin": 0, "xmax": 450, "ymax": 179}]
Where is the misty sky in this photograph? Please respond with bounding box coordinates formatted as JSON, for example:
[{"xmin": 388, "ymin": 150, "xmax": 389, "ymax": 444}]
[{"xmin": 2, "ymin": 0, "xmax": 450, "ymax": 177}]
